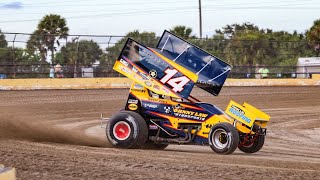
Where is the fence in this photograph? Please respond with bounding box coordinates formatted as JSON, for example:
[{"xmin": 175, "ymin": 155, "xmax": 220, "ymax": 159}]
[
  {"xmin": 0, "ymin": 32, "xmax": 319, "ymax": 79},
  {"xmin": 0, "ymin": 63, "xmax": 318, "ymax": 79}
]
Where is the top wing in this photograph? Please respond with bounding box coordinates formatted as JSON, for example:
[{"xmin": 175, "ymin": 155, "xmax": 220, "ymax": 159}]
[
  {"xmin": 113, "ymin": 38, "xmax": 198, "ymax": 99},
  {"xmin": 156, "ymin": 30, "xmax": 232, "ymax": 96}
]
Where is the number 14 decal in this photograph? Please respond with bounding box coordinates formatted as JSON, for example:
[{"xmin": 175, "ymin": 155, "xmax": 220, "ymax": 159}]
[{"xmin": 160, "ymin": 68, "xmax": 190, "ymax": 92}]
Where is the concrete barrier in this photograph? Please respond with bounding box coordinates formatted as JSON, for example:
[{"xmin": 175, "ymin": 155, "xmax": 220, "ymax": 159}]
[
  {"xmin": 0, "ymin": 78, "xmax": 133, "ymax": 90},
  {"xmin": 0, "ymin": 165, "xmax": 16, "ymax": 180},
  {"xmin": 0, "ymin": 75, "xmax": 319, "ymax": 90}
]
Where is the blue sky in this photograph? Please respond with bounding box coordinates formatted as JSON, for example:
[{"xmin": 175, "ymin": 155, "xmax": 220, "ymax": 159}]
[{"xmin": 0, "ymin": 0, "xmax": 319, "ymax": 37}]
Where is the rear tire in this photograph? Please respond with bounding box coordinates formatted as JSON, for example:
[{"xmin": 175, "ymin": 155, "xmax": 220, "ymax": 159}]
[
  {"xmin": 208, "ymin": 123, "xmax": 239, "ymax": 155},
  {"xmin": 106, "ymin": 111, "xmax": 148, "ymax": 149},
  {"xmin": 238, "ymin": 135, "xmax": 265, "ymax": 153}
]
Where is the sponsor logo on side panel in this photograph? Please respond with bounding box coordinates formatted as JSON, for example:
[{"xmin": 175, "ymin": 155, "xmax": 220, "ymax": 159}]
[
  {"xmin": 228, "ymin": 105, "xmax": 252, "ymax": 124},
  {"xmin": 128, "ymin": 104, "xmax": 138, "ymax": 110},
  {"xmin": 128, "ymin": 99, "xmax": 138, "ymax": 104},
  {"xmin": 173, "ymin": 108, "xmax": 208, "ymax": 121}
]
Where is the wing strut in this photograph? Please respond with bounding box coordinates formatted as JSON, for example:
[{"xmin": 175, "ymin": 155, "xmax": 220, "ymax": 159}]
[
  {"xmin": 173, "ymin": 45, "xmax": 190, "ymax": 62},
  {"xmin": 196, "ymin": 58, "xmax": 214, "ymax": 75},
  {"xmin": 208, "ymin": 67, "xmax": 231, "ymax": 82},
  {"xmin": 161, "ymin": 35, "xmax": 171, "ymax": 52}
]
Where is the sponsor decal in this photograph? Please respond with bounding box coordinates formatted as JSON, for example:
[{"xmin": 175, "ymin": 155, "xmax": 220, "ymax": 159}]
[
  {"xmin": 128, "ymin": 104, "xmax": 138, "ymax": 110},
  {"xmin": 229, "ymin": 105, "xmax": 251, "ymax": 123},
  {"xmin": 149, "ymin": 69, "xmax": 157, "ymax": 78},
  {"xmin": 164, "ymin": 106, "xmax": 171, "ymax": 114},
  {"xmin": 133, "ymin": 74, "xmax": 141, "ymax": 80},
  {"xmin": 139, "ymin": 72, "xmax": 150, "ymax": 80},
  {"xmin": 119, "ymin": 59, "xmax": 129, "ymax": 66},
  {"xmin": 128, "ymin": 99, "xmax": 138, "ymax": 104},
  {"xmin": 148, "ymin": 98, "xmax": 167, "ymax": 103},
  {"xmin": 132, "ymin": 66, "xmax": 138, "ymax": 73},
  {"xmin": 197, "ymin": 80, "xmax": 214, "ymax": 85},
  {"xmin": 144, "ymin": 81, "xmax": 152, "ymax": 87},
  {"xmin": 149, "ymin": 124, "xmax": 158, "ymax": 130},
  {"xmin": 133, "ymin": 83, "xmax": 144, "ymax": 90},
  {"xmin": 161, "ymin": 87, "xmax": 170, "ymax": 94},
  {"xmin": 121, "ymin": 67, "xmax": 131, "ymax": 74},
  {"xmin": 144, "ymin": 103, "xmax": 158, "ymax": 109},
  {"xmin": 153, "ymin": 85, "xmax": 160, "ymax": 90},
  {"xmin": 173, "ymin": 108, "xmax": 208, "ymax": 121}
]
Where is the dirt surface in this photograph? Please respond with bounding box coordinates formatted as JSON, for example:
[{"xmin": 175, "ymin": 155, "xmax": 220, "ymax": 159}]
[{"xmin": 0, "ymin": 87, "xmax": 320, "ymax": 180}]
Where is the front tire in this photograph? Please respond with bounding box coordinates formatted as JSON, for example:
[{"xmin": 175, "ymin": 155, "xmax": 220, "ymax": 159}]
[
  {"xmin": 208, "ymin": 123, "xmax": 239, "ymax": 155},
  {"xmin": 106, "ymin": 111, "xmax": 148, "ymax": 149}
]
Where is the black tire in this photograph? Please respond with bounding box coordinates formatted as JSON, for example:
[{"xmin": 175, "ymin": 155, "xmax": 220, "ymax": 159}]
[
  {"xmin": 106, "ymin": 111, "xmax": 148, "ymax": 149},
  {"xmin": 238, "ymin": 135, "xmax": 265, "ymax": 153},
  {"xmin": 208, "ymin": 123, "xmax": 239, "ymax": 155},
  {"xmin": 142, "ymin": 142, "xmax": 168, "ymax": 150}
]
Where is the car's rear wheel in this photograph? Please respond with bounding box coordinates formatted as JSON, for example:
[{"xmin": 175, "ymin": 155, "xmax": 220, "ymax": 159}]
[
  {"xmin": 238, "ymin": 134, "xmax": 265, "ymax": 153},
  {"xmin": 208, "ymin": 123, "xmax": 239, "ymax": 154},
  {"xmin": 238, "ymin": 135, "xmax": 265, "ymax": 153},
  {"xmin": 106, "ymin": 111, "xmax": 148, "ymax": 149}
]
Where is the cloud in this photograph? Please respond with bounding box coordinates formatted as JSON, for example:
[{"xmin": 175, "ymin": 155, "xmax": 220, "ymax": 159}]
[{"xmin": 1, "ymin": 2, "xmax": 23, "ymax": 9}]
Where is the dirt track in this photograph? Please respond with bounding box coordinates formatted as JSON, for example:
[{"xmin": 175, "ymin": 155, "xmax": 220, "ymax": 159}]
[{"xmin": 0, "ymin": 87, "xmax": 320, "ymax": 179}]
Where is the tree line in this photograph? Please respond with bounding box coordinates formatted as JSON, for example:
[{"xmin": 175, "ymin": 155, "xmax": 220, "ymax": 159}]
[{"xmin": 0, "ymin": 14, "xmax": 320, "ymax": 77}]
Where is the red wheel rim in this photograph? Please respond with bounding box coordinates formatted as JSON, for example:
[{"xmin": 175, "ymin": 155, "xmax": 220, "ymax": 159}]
[{"xmin": 113, "ymin": 121, "xmax": 131, "ymax": 140}]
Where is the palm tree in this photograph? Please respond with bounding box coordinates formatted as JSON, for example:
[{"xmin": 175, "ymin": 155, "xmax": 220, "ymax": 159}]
[
  {"xmin": 26, "ymin": 30, "xmax": 47, "ymax": 64},
  {"xmin": 169, "ymin": 25, "xmax": 194, "ymax": 39},
  {"xmin": 37, "ymin": 14, "xmax": 69, "ymax": 64}
]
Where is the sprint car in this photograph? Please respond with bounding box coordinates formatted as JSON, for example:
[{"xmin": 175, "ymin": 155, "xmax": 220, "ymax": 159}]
[{"xmin": 104, "ymin": 30, "xmax": 270, "ymax": 154}]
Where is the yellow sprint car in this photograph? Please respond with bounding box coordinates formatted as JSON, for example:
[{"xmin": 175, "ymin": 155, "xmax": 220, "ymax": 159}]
[{"xmin": 105, "ymin": 30, "xmax": 270, "ymax": 154}]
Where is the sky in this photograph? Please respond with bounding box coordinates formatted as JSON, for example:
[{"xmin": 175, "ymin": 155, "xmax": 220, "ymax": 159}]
[{"xmin": 0, "ymin": 0, "xmax": 319, "ymax": 44}]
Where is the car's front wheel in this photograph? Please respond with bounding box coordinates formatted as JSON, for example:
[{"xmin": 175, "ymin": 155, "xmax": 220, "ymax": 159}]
[{"xmin": 208, "ymin": 123, "xmax": 239, "ymax": 154}]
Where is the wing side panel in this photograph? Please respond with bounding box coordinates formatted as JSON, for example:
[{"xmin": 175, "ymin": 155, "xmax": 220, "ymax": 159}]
[{"xmin": 113, "ymin": 38, "xmax": 196, "ymax": 99}]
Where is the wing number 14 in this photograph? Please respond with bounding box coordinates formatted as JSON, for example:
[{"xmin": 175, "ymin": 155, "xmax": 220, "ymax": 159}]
[{"xmin": 160, "ymin": 68, "xmax": 190, "ymax": 92}]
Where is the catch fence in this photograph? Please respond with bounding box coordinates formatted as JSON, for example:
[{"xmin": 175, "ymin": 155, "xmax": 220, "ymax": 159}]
[
  {"xmin": 0, "ymin": 32, "xmax": 319, "ymax": 79},
  {"xmin": 0, "ymin": 64, "xmax": 318, "ymax": 79}
]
